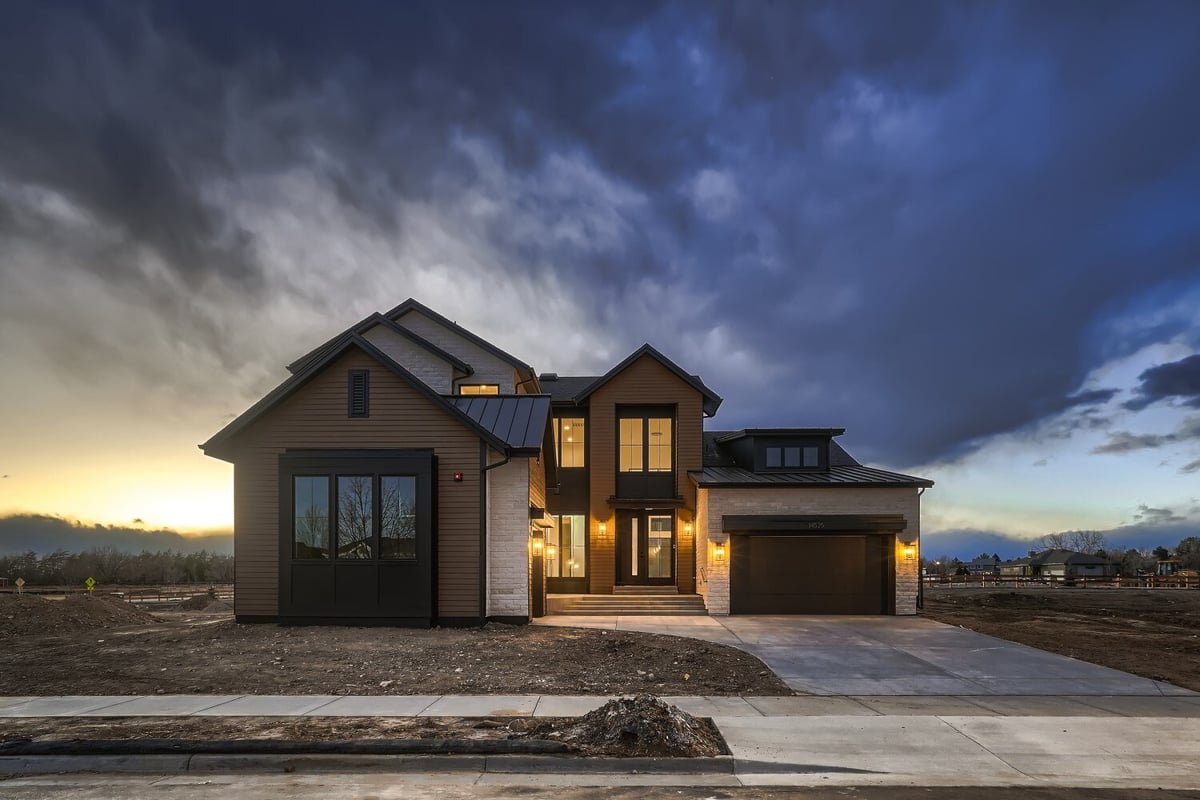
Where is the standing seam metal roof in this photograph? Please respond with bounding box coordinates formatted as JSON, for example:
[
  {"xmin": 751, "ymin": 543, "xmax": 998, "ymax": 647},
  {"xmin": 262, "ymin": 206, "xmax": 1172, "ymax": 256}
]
[
  {"xmin": 690, "ymin": 465, "xmax": 934, "ymax": 487},
  {"xmin": 449, "ymin": 395, "xmax": 551, "ymax": 452}
]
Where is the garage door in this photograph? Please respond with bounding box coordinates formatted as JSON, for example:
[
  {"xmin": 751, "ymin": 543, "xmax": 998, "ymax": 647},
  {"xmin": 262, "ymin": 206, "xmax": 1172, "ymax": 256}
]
[{"xmin": 730, "ymin": 534, "xmax": 891, "ymax": 614}]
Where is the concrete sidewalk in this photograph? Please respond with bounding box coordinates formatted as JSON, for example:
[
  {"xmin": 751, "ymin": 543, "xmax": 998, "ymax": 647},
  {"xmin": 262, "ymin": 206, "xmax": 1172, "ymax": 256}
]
[
  {"xmin": 2, "ymin": 693, "xmax": 1199, "ymax": 718},
  {"xmin": 536, "ymin": 614, "xmax": 1196, "ymax": 696}
]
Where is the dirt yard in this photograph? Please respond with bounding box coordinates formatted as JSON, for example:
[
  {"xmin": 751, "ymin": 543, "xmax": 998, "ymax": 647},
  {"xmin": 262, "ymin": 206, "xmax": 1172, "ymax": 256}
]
[
  {"xmin": 921, "ymin": 587, "xmax": 1200, "ymax": 691},
  {"xmin": 0, "ymin": 594, "xmax": 790, "ymax": 696}
]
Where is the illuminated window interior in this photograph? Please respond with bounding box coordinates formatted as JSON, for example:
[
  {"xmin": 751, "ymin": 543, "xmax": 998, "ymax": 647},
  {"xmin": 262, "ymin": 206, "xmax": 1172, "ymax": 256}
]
[{"xmin": 458, "ymin": 384, "xmax": 500, "ymax": 395}]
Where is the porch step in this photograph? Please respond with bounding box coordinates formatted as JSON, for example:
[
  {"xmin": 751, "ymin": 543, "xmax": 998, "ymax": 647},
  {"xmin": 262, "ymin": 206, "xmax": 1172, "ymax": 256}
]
[
  {"xmin": 612, "ymin": 586, "xmax": 679, "ymax": 595},
  {"xmin": 549, "ymin": 593, "xmax": 707, "ymax": 616}
]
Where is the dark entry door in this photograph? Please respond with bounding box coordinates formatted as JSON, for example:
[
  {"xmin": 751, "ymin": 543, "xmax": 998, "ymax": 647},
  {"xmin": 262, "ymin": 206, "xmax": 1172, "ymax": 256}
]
[{"xmin": 616, "ymin": 510, "xmax": 675, "ymax": 586}]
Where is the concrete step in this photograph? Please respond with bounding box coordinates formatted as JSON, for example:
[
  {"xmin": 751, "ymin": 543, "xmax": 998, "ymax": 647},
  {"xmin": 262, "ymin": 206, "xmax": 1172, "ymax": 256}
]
[
  {"xmin": 550, "ymin": 592, "xmax": 707, "ymax": 617},
  {"xmin": 612, "ymin": 586, "xmax": 679, "ymax": 595}
]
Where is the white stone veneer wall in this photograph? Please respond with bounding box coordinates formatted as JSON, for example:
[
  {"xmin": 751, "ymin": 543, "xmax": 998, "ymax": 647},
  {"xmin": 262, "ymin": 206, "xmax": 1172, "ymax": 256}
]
[
  {"xmin": 695, "ymin": 486, "xmax": 922, "ymax": 615},
  {"xmin": 486, "ymin": 458, "xmax": 531, "ymax": 618},
  {"xmin": 361, "ymin": 325, "xmax": 455, "ymax": 392},
  {"xmin": 394, "ymin": 311, "xmax": 518, "ymax": 393}
]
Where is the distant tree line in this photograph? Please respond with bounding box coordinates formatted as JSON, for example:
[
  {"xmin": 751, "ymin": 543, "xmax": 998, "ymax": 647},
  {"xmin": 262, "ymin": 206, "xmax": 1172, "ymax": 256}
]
[
  {"xmin": 0, "ymin": 547, "xmax": 234, "ymax": 586},
  {"xmin": 922, "ymin": 534, "xmax": 1200, "ymax": 576}
]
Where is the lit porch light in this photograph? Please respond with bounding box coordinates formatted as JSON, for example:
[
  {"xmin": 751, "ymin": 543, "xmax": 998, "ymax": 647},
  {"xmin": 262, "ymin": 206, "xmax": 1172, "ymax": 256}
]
[
  {"xmin": 713, "ymin": 541, "xmax": 726, "ymax": 561},
  {"xmin": 903, "ymin": 544, "xmax": 916, "ymax": 561}
]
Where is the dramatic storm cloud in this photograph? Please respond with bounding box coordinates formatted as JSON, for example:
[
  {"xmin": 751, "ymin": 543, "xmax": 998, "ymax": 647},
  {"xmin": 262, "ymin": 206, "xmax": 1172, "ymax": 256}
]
[{"xmin": 1, "ymin": 0, "xmax": 1198, "ymax": 545}]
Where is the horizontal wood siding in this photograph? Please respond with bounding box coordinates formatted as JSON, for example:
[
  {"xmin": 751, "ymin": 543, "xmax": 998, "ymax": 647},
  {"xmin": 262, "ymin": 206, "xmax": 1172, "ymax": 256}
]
[
  {"xmin": 588, "ymin": 355, "xmax": 704, "ymax": 594},
  {"xmin": 231, "ymin": 349, "xmax": 484, "ymax": 617}
]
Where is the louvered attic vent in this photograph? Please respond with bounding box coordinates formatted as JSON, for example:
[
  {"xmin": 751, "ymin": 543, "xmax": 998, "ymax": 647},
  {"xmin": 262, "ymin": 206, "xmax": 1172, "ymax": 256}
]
[{"xmin": 347, "ymin": 369, "xmax": 370, "ymax": 417}]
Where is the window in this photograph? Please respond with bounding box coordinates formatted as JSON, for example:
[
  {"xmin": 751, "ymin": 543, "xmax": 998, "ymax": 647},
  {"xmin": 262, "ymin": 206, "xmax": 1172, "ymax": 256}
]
[
  {"xmin": 764, "ymin": 443, "xmax": 822, "ymax": 470},
  {"xmin": 347, "ymin": 370, "xmax": 370, "ymax": 417},
  {"xmin": 336, "ymin": 476, "xmax": 373, "ymax": 559},
  {"xmin": 619, "ymin": 418, "xmax": 643, "ymax": 472},
  {"xmin": 546, "ymin": 514, "xmax": 586, "ymax": 578},
  {"xmin": 292, "ymin": 474, "xmax": 420, "ymax": 562},
  {"xmin": 380, "ymin": 476, "xmax": 417, "ymax": 560},
  {"xmin": 554, "ymin": 417, "xmax": 585, "ymax": 468},
  {"xmin": 620, "ymin": 416, "xmax": 671, "ymax": 473},
  {"xmin": 293, "ymin": 476, "xmax": 330, "ymax": 559},
  {"xmin": 458, "ymin": 384, "xmax": 500, "ymax": 395}
]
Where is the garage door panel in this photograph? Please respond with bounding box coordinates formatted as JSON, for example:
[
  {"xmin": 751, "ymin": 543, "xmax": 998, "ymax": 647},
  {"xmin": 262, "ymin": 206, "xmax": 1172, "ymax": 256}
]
[{"xmin": 731, "ymin": 534, "xmax": 889, "ymax": 614}]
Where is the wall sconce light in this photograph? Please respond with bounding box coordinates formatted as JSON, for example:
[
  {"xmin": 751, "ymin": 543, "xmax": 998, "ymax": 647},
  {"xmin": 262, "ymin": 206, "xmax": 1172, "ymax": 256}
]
[
  {"xmin": 683, "ymin": 522, "xmax": 693, "ymax": 536},
  {"xmin": 531, "ymin": 537, "xmax": 544, "ymax": 554},
  {"xmin": 546, "ymin": 545, "xmax": 557, "ymax": 559},
  {"xmin": 713, "ymin": 541, "xmax": 726, "ymax": 561},
  {"xmin": 903, "ymin": 544, "xmax": 916, "ymax": 561},
  {"xmin": 598, "ymin": 521, "xmax": 607, "ymax": 537}
]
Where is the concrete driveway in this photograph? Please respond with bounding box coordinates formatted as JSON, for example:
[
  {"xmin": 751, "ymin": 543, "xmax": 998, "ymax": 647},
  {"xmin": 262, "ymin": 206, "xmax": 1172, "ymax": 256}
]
[{"xmin": 535, "ymin": 614, "xmax": 1195, "ymax": 696}]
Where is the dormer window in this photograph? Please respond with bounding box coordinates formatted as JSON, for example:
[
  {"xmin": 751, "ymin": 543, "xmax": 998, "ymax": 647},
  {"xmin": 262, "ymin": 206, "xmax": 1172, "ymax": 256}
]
[
  {"xmin": 459, "ymin": 384, "xmax": 500, "ymax": 395},
  {"xmin": 765, "ymin": 446, "xmax": 819, "ymax": 469}
]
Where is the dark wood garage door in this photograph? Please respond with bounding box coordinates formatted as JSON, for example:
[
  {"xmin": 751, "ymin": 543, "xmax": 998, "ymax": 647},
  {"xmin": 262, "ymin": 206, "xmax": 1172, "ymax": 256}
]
[{"xmin": 730, "ymin": 534, "xmax": 893, "ymax": 614}]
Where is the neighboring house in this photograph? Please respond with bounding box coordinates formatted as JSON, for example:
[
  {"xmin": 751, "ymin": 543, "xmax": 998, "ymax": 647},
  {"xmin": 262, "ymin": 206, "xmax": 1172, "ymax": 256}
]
[
  {"xmin": 203, "ymin": 299, "xmax": 934, "ymax": 625},
  {"xmin": 966, "ymin": 556, "xmax": 1000, "ymax": 576},
  {"xmin": 998, "ymin": 550, "xmax": 1113, "ymax": 580}
]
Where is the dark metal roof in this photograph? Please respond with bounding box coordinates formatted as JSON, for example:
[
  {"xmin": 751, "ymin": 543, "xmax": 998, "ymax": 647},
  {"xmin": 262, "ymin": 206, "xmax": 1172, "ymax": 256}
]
[
  {"xmin": 385, "ymin": 298, "xmax": 533, "ymax": 372},
  {"xmin": 704, "ymin": 431, "xmax": 863, "ymax": 468},
  {"xmin": 449, "ymin": 395, "xmax": 551, "ymax": 453},
  {"xmin": 286, "ymin": 312, "xmax": 472, "ymax": 376},
  {"xmin": 690, "ymin": 465, "xmax": 935, "ymax": 488},
  {"xmin": 715, "ymin": 428, "xmax": 846, "ymax": 442},
  {"xmin": 539, "ymin": 375, "xmax": 601, "ymax": 403},
  {"xmin": 573, "ymin": 344, "xmax": 722, "ymax": 416}
]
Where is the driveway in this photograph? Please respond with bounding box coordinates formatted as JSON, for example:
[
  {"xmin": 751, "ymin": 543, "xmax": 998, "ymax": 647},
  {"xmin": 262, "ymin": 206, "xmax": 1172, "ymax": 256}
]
[{"xmin": 535, "ymin": 614, "xmax": 1195, "ymax": 696}]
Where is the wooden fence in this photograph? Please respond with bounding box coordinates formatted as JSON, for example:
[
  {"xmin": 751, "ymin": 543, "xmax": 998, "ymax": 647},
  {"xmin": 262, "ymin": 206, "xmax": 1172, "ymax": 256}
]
[
  {"xmin": 0, "ymin": 583, "xmax": 235, "ymax": 604},
  {"xmin": 923, "ymin": 574, "xmax": 1199, "ymax": 589}
]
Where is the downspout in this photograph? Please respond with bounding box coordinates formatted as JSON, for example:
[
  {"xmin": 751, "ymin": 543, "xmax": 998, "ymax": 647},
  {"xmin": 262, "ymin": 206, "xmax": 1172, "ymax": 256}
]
[
  {"xmin": 480, "ymin": 444, "xmax": 512, "ymax": 623},
  {"xmin": 916, "ymin": 487, "xmax": 927, "ymax": 611}
]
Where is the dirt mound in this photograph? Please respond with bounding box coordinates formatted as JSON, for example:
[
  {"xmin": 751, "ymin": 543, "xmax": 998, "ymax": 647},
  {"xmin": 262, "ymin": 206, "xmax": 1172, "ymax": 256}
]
[
  {"xmin": 527, "ymin": 695, "xmax": 725, "ymax": 757},
  {"xmin": 200, "ymin": 600, "xmax": 233, "ymax": 613},
  {"xmin": 0, "ymin": 593, "xmax": 158, "ymax": 637},
  {"xmin": 174, "ymin": 593, "xmax": 232, "ymax": 612}
]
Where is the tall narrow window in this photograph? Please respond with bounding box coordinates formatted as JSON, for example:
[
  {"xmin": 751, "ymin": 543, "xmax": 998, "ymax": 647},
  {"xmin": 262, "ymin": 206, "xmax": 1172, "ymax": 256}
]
[
  {"xmin": 336, "ymin": 476, "xmax": 373, "ymax": 559},
  {"xmin": 348, "ymin": 370, "xmax": 370, "ymax": 417},
  {"xmin": 380, "ymin": 476, "xmax": 417, "ymax": 559},
  {"xmin": 293, "ymin": 476, "xmax": 330, "ymax": 559},
  {"xmin": 546, "ymin": 514, "xmax": 585, "ymax": 578},
  {"xmin": 647, "ymin": 418, "xmax": 672, "ymax": 472},
  {"xmin": 554, "ymin": 417, "xmax": 586, "ymax": 468},
  {"xmin": 619, "ymin": 418, "xmax": 643, "ymax": 472}
]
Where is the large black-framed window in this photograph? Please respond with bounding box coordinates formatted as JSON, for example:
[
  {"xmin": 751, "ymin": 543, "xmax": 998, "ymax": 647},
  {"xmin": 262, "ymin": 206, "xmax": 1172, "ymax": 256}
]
[
  {"xmin": 757, "ymin": 439, "xmax": 827, "ymax": 472},
  {"xmin": 553, "ymin": 417, "xmax": 586, "ymax": 468},
  {"xmin": 616, "ymin": 406, "xmax": 675, "ymax": 498},
  {"xmin": 279, "ymin": 450, "xmax": 433, "ymax": 621}
]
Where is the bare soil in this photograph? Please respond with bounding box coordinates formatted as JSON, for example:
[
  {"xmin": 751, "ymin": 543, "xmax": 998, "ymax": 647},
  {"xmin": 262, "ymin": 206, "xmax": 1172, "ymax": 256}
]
[
  {"xmin": 921, "ymin": 587, "xmax": 1200, "ymax": 691},
  {"xmin": 0, "ymin": 697, "xmax": 724, "ymax": 758},
  {"xmin": 0, "ymin": 595, "xmax": 790, "ymax": 696}
]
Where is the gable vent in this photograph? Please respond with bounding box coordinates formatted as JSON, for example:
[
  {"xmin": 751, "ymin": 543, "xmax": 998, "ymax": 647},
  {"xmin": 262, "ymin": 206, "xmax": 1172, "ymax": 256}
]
[{"xmin": 347, "ymin": 369, "xmax": 370, "ymax": 417}]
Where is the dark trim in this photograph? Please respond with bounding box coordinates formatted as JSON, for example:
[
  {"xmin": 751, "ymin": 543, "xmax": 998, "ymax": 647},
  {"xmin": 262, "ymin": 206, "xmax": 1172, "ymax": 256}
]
[
  {"xmin": 723, "ymin": 514, "xmax": 907, "ymax": 533},
  {"xmin": 437, "ymin": 616, "xmax": 486, "ymax": 628},
  {"xmin": 694, "ymin": 479, "xmax": 935, "ymax": 489},
  {"xmin": 201, "ymin": 334, "xmax": 513, "ymax": 461},
  {"xmin": 607, "ymin": 496, "xmax": 686, "ymax": 509},
  {"xmin": 239, "ymin": 616, "xmax": 432, "ymax": 627},
  {"xmin": 234, "ymin": 615, "xmax": 276, "ymax": 624},
  {"xmin": 487, "ymin": 615, "xmax": 530, "ymax": 625},
  {"xmin": 384, "ymin": 298, "xmax": 533, "ymax": 372},
  {"xmin": 479, "ymin": 440, "xmax": 488, "ymax": 621},
  {"xmin": 574, "ymin": 344, "xmax": 722, "ymax": 416},
  {"xmin": 716, "ymin": 428, "xmax": 845, "ymax": 442},
  {"xmin": 288, "ymin": 311, "xmax": 473, "ymax": 375}
]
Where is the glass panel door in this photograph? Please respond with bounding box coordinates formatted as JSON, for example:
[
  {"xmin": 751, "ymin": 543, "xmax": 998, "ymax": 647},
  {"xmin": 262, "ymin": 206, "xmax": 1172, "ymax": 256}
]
[
  {"xmin": 648, "ymin": 515, "xmax": 673, "ymax": 579},
  {"xmin": 630, "ymin": 517, "xmax": 639, "ymax": 577}
]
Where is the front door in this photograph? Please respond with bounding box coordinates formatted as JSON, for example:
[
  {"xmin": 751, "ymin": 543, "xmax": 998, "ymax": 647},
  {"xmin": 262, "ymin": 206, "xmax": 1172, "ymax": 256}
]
[{"xmin": 616, "ymin": 510, "xmax": 675, "ymax": 586}]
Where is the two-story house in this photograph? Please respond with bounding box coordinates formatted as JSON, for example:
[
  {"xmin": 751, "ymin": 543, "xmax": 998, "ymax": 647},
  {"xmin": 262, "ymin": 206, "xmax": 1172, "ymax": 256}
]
[{"xmin": 202, "ymin": 299, "xmax": 932, "ymax": 625}]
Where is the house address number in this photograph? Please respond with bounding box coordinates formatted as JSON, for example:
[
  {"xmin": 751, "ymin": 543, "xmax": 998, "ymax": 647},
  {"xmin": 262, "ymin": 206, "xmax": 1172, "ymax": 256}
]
[{"xmin": 807, "ymin": 522, "xmax": 826, "ymax": 529}]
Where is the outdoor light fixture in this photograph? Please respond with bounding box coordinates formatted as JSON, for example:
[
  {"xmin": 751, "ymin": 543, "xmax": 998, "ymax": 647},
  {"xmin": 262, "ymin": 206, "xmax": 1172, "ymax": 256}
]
[
  {"xmin": 598, "ymin": 521, "xmax": 607, "ymax": 536},
  {"xmin": 713, "ymin": 542, "xmax": 726, "ymax": 561},
  {"xmin": 683, "ymin": 522, "xmax": 693, "ymax": 536},
  {"xmin": 531, "ymin": 537, "xmax": 544, "ymax": 554},
  {"xmin": 547, "ymin": 545, "xmax": 557, "ymax": 559},
  {"xmin": 903, "ymin": 544, "xmax": 916, "ymax": 561}
]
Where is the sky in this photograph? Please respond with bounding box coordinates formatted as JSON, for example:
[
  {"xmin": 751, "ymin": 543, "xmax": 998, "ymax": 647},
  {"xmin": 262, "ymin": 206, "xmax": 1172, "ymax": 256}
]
[{"xmin": 0, "ymin": 0, "xmax": 1198, "ymax": 558}]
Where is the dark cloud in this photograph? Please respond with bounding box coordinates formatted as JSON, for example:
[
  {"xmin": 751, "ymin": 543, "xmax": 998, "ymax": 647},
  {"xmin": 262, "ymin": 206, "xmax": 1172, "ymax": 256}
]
[
  {"xmin": 1125, "ymin": 354, "xmax": 1200, "ymax": 411},
  {"xmin": 2, "ymin": 0, "xmax": 1199, "ymax": 467},
  {"xmin": 1180, "ymin": 459, "xmax": 1200, "ymax": 475},
  {"xmin": 1092, "ymin": 416, "xmax": 1200, "ymax": 455},
  {"xmin": 1132, "ymin": 504, "xmax": 1185, "ymax": 526}
]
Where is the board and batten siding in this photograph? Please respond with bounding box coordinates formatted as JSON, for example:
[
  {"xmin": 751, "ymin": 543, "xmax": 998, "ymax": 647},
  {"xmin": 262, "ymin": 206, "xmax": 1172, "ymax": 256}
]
[
  {"xmin": 230, "ymin": 348, "xmax": 489, "ymax": 618},
  {"xmin": 587, "ymin": 355, "xmax": 703, "ymax": 594}
]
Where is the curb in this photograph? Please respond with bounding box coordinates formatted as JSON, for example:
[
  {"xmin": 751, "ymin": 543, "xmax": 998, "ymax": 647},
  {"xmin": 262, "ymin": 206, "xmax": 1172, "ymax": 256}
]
[{"xmin": 0, "ymin": 752, "xmax": 735, "ymax": 776}]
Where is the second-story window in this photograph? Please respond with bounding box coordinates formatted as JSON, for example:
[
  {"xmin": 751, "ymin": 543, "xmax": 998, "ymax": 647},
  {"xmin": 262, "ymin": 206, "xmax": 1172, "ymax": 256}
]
[
  {"xmin": 764, "ymin": 443, "xmax": 821, "ymax": 470},
  {"xmin": 619, "ymin": 416, "xmax": 672, "ymax": 473},
  {"xmin": 459, "ymin": 384, "xmax": 500, "ymax": 395},
  {"xmin": 554, "ymin": 417, "xmax": 586, "ymax": 468}
]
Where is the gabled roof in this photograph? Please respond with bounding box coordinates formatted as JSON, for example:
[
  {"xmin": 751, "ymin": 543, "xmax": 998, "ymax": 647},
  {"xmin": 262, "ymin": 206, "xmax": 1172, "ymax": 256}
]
[
  {"xmin": 715, "ymin": 428, "xmax": 846, "ymax": 442},
  {"xmin": 690, "ymin": 465, "xmax": 935, "ymax": 489},
  {"xmin": 1032, "ymin": 549, "xmax": 1109, "ymax": 566},
  {"xmin": 449, "ymin": 395, "xmax": 551, "ymax": 454},
  {"xmin": 538, "ymin": 374, "xmax": 601, "ymax": 403},
  {"xmin": 385, "ymin": 298, "xmax": 533, "ymax": 373},
  {"xmin": 201, "ymin": 334, "xmax": 513, "ymax": 462},
  {"xmin": 703, "ymin": 430, "xmax": 861, "ymax": 468},
  {"xmin": 571, "ymin": 344, "xmax": 722, "ymax": 416},
  {"xmin": 286, "ymin": 312, "xmax": 472, "ymax": 375}
]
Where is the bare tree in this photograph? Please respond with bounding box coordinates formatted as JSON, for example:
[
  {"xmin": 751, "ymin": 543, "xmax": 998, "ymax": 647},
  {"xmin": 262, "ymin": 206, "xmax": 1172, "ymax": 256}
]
[
  {"xmin": 1038, "ymin": 530, "xmax": 1107, "ymax": 555},
  {"xmin": 336, "ymin": 476, "xmax": 373, "ymax": 558}
]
